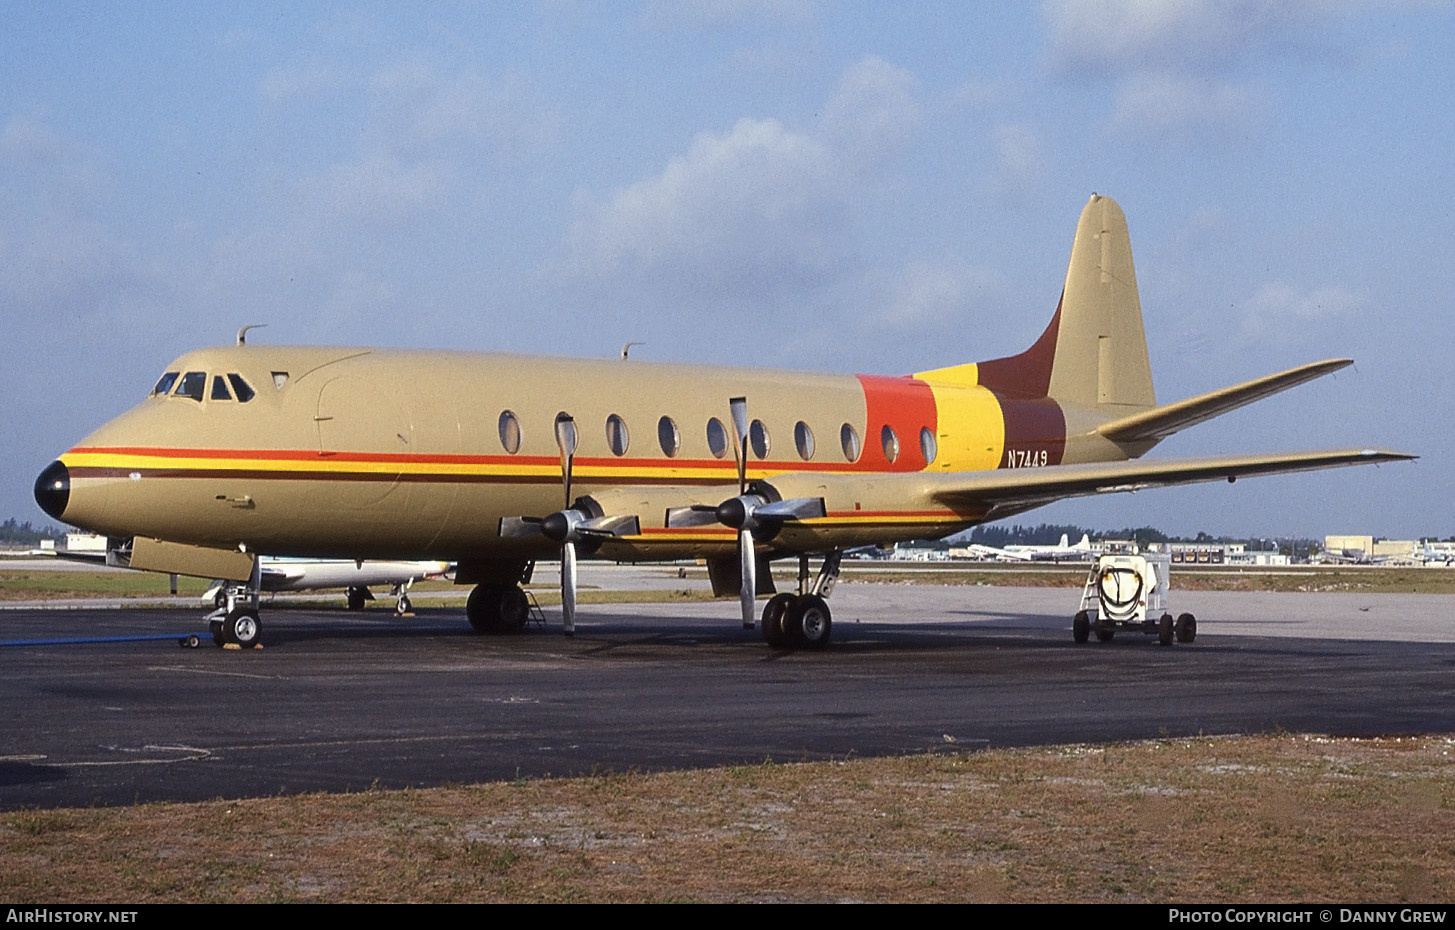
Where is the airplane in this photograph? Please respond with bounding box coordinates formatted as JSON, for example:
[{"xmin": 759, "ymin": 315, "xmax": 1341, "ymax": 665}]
[
  {"xmin": 198, "ymin": 557, "xmax": 452, "ymax": 614},
  {"xmin": 50, "ymin": 541, "xmax": 448, "ymax": 619},
  {"xmin": 32, "ymin": 194, "xmax": 1414, "ymax": 650},
  {"xmin": 967, "ymin": 532, "xmax": 1097, "ymax": 562}
]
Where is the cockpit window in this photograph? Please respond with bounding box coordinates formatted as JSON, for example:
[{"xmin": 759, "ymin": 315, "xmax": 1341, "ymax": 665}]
[
  {"xmin": 174, "ymin": 371, "xmax": 206, "ymax": 402},
  {"xmin": 211, "ymin": 375, "xmax": 233, "ymax": 401},
  {"xmin": 152, "ymin": 372, "xmax": 179, "ymax": 396},
  {"xmin": 228, "ymin": 374, "xmax": 256, "ymax": 402}
]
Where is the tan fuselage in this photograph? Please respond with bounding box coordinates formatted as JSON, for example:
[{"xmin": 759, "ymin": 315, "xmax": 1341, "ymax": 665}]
[{"xmin": 52, "ymin": 343, "xmax": 1131, "ymax": 564}]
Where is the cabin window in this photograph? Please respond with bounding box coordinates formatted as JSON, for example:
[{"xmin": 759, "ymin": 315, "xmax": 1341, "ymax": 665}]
[
  {"xmin": 749, "ymin": 420, "xmax": 769, "ymax": 460},
  {"xmin": 228, "ymin": 374, "xmax": 256, "ymax": 403},
  {"xmin": 175, "ymin": 371, "xmax": 207, "ymax": 402},
  {"xmin": 152, "ymin": 372, "xmax": 179, "ymax": 396},
  {"xmin": 606, "ymin": 414, "xmax": 629, "ymax": 456},
  {"xmin": 706, "ymin": 418, "xmax": 729, "ymax": 459},
  {"xmin": 881, "ymin": 425, "xmax": 900, "ymax": 463},
  {"xmin": 658, "ymin": 416, "xmax": 680, "ymax": 458},
  {"xmin": 271, "ymin": 371, "xmax": 289, "ymax": 390},
  {"xmin": 794, "ymin": 421, "xmax": 815, "ymax": 461},
  {"xmin": 499, "ymin": 410, "xmax": 522, "ymax": 454},
  {"xmin": 920, "ymin": 427, "xmax": 938, "ymax": 466},
  {"xmin": 840, "ymin": 423, "xmax": 861, "ymax": 463},
  {"xmin": 211, "ymin": 375, "xmax": 233, "ymax": 401}
]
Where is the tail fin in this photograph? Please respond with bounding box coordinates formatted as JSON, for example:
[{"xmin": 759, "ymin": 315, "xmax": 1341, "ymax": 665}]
[{"xmin": 976, "ymin": 194, "xmax": 1155, "ymax": 410}]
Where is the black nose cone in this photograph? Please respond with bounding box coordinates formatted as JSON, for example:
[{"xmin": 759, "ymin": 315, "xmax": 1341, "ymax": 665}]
[{"xmin": 34, "ymin": 460, "xmax": 70, "ymax": 521}]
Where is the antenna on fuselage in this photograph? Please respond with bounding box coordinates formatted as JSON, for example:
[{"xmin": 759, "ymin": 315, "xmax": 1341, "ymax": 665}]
[
  {"xmin": 236, "ymin": 324, "xmax": 268, "ymax": 346},
  {"xmin": 620, "ymin": 341, "xmax": 645, "ymax": 359}
]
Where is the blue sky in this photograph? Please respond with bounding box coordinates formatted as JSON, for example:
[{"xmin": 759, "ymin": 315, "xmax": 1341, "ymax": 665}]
[{"xmin": 3, "ymin": 1, "xmax": 1450, "ymax": 539}]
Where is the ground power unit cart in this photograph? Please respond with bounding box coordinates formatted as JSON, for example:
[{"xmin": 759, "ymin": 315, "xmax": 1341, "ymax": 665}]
[{"xmin": 1074, "ymin": 549, "xmax": 1197, "ymax": 646}]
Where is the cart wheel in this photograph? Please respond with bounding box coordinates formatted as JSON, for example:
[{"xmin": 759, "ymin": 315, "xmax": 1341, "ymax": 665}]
[
  {"xmin": 1158, "ymin": 613, "xmax": 1174, "ymax": 646},
  {"xmin": 1073, "ymin": 610, "xmax": 1090, "ymax": 644},
  {"xmin": 1176, "ymin": 613, "xmax": 1197, "ymax": 643}
]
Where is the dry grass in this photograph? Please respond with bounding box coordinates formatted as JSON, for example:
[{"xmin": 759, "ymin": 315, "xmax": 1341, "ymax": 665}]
[{"xmin": 3, "ymin": 734, "xmax": 1451, "ymax": 903}]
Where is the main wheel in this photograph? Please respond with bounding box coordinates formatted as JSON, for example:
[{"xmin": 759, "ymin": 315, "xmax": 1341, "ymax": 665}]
[
  {"xmin": 346, "ymin": 586, "xmax": 368, "ymax": 611},
  {"xmin": 1158, "ymin": 613, "xmax": 1174, "ymax": 646},
  {"xmin": 466, "ymin": 584, "xmax": 530, "ymax": 634},
  {"xmin": 1176, "ymin": 613, "xmax": 1197, "ymax": 643},
  {"xmin": 225, "ymin": 608, "xmax": 261, "ymax": 648},
  {"xmin": 1073, "ymin": 610, "xmax": 1090, "ymax": 644},
  {"xmin": 761, "ymin": 594, "xmax": 795, "ymax": 648},
  {"xmin": 498, "ymin": 587, "xmax": 530, "ymax": 633},
  {"xmin": 790, "ymin": 595, "xmax": 832, "ymax": 649},
  {"xmin": 209, "ymin": 618, "xmax": 227, "ymax": 647},
  {"xmin": 467, "ymin": 584, "xmax": 503, "ymax": 633}
]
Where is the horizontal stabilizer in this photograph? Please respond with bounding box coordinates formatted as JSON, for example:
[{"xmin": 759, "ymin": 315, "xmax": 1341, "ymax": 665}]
[{"xmin": 1097, "ymin": 359, "xmax": 1351, "ymax": 444}]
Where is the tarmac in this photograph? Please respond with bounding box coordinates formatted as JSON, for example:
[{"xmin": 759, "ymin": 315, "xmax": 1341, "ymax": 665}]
[{"xmin": 2, "ymin": 567, "xmax": 1452, "ymax": 810}]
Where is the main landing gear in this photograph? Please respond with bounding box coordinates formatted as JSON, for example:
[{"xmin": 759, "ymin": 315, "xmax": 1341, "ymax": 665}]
[
  {"xmin": 466, "ymin": 583, "xmax": 533, "ymax": 634},
  {"xmin": 761, "ymin": 550, "xmax": 842, "ymax": 650}
]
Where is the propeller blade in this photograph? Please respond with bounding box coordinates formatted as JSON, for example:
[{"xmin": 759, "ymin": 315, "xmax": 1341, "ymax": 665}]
[
  {"xmin": 554, "ymin": 413, "xmax": 579, "ymax": 633},
  {"xmin": 562, "ymin": 540, "xmax": 577, "ymax": 636},
  {"xmin": 755, "ymin": 497, "xmax": 827, "ymax": 521},
  {"xmin": 554, "ymin": 413, "xmax": 577, "ymax": 507},
  {"xmin": 729, "ymin": 396, "xmax": 748, "ymax": 494},
  {"xmin": 738, "ymin": 527, "xmax": 756, "ymax": 630}
]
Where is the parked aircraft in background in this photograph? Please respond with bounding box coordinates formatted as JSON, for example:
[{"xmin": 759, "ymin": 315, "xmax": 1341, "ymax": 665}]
[
  {"xmin": 51, "ymin": 542, "xmax": 447, "ymax": 617},
  {"xmin": 967, "ymin": 533, "xmax": 1097, "ymax": 562},
  {"xmin": 200, "ymin": 558, "xmax": 451, "ymax": 614},
  {"xmin": 34, "ymin": 194, "xmax": 1413, "ymax": 649}
]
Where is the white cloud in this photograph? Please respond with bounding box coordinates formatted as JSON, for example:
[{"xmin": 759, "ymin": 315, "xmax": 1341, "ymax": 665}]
[
  {"xmin": 561, "ymin": 54, "xmax": 933, "ymax": 323},
  {"xmin": 645, "ymin": 0, "xmax": 818, "ymax": 29},
  {"xmin": 319, "ymin": 153, "xmax": 455, "ymax": 219},
  {"xmin": 565, "ymin": 116, "xmax": 845, "ymax": 301},
  {"xmin": 992, "ymin": 123, "xmax": 1048, "ymax": 193},
  {"xmin": 1237, "ymin": 281, "xmax": 1366, "ymax": 342},
  {"xmin": 819, "ymin": 55, "xmax": 921, "ymax": 168},
  {"xmin": 1112, "ymin": 72, "xmax": 1258, "ymax": 133},
  {"xmin": 1042, "ymin": 0, "xmax": 1348, "ymax": 76},
  {"xmin": 877, "ymin": 258, "xmax": 1004, "ymax": 329}
]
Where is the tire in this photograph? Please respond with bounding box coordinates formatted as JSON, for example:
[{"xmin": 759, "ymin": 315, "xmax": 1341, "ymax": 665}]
[
  {"xmin": 397, "ymin": 594, "xmax": 413, "ymax": 614},
  {"xmin": 1073, "ymin": 610, "xmax": 1090, "ymax": 644},
  {"xmin": 210, "ymin": 618, "xmax": 227, "ymax": 647},
  {"xmin": 346, "ymin": 587, "xmax": 367, "ymax": 611},
  {"xmin": 761, "ymin": 594, "xmax": 795, "ymax": 648},
  {"xmin": 466, "ymin": 584, "xmax": 503, "ymax": 633},
  {"xmin": 1095, "ymin": 626, "xmax": 1115, "ymax": 643},
  {"xmin": 498, "ymin": 587, "xmax": 530, "ymax": 633},
  {"xmin": 1158, "ymin": 613, "xmax": 1174, "ymax": 646},
  {"xmin": 213, "ymin": 591, "xmax": 228, "ymax": 609},
  {"xmin": 1176, "ymin": 613, "xmax": 1197, "ymax": 643},
  {"xmin": 467, "ymin": 584, "xmax": 530, "ymax": 634},
  {"xmin": 182, "ymin": 633, "xmax": 202, "ymax": 649},
  {"xmin": 790, "ymin": 595, "xmax": 832, "ymax": 649},
  {"xmin": 226, "ymin": 608, "xmax": 261, "ymax": 648}
]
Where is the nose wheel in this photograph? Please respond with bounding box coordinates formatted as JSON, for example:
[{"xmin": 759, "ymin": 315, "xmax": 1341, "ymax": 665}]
[{"xmin": 210, "ymin": 607, "xmax": 262, "ymax": 648}]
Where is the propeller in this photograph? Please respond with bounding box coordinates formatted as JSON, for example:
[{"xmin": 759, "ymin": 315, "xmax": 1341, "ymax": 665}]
[
  {"xmin": 728, "ymin": 397, "xmax": 756, "ymax": 630},
  {"xmin": 499, "ymin": 413, "xmax": 641, "ymax": 637},
  {"xmin": 553, "ymin": 414, "xmax": 579, "ymax": 635}
]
